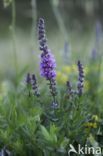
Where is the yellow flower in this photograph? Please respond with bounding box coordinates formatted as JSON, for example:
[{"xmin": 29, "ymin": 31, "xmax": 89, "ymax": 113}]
[
  {"xmin": 56, "ymin": 71, "xmax": 68, "ymax": 84},
  {"xmin": 92, "ymin": 123, "xmax": 97, "ymax": 128},
  {"xmin": 84, "ymin": 122, "xmax": 92, "ymax": 127},
  {"xmin": 84, "ymin": 81, "xmax": 90, "ymax": 91},
  {"xmin": 62, "ymin": 66, "xmax": 71, "ymax": 74},
  {"xmin": 71, "ymin": 64, "xmax": 78, "ymax": 73},
  {"xmin": 84, "ymin": 66, "xmax": 89, "ymax": 75},
  {"xmin": 92, "ymin": 115, "xmax": 99, "ymax": 122},
  {"xmin": 56, "ymin": 71, "xmax": 62, "ymax": 77},
  {"xmin": 84, "ymin": 122, "xmax": 97, "ymax": 129}
]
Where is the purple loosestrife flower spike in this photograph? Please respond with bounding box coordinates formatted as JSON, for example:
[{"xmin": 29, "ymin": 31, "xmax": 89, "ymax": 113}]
[
  {"xmin": 66, "ymin": 81, "xmax": 77, "ymax": 97},
  {"xmin": 38, "ymin": 18, "xmax": 57, "ymax": 108},
  {"xmin": 38, "ymin": 18, "xmax": 48, "ymax": 52},
  {"xmin": 67, "ymin": 81, "xmax": 73, "ymax": 95},
  {"xmin": 31, "ymin": 74, "xmax": 40, "ymax": 97},
  {"xmin": 26, "ymin": 73, "xmax": 31, "ymax": 97},
  {"xmin": 77, "ymin": 60, "xmax": 84, "ymax": 96},
  {"xmin": 26, "ymin": 73, "xmax": 31, "ymax": 85},
  {"xmin": 38, "ymin": 18, "xmax": 56, "ymax": 80}
]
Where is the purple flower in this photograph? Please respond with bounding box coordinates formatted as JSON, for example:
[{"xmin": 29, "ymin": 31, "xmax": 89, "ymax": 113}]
[
  {"xmin": 38, "ymin": 18, "xmax": 56, "ymax": 80},
  {"xmin": 26, "ymin": 73, "xmax": 31, "ymax": 85},
  {"xmin": 38, "ymin": 18, "xmax": 48, "ymax": 52},
  {"xmin": 77, "ymin": 60, "xmax": 84, "ymax": 96},
  {"xmin": 66, "ymin": 81, "xmax": 73, "ymax": 95},
  {"xmin": 40, "ymin": 52, "xmax": 56, "ymax": 80},
  {"xmin": 26, "ymin": 73, "xmax": 31, "ymax": 97},
  {"xmin": 66, "ymin": 61, "xmax": 84, "ymax": 98},
  {"xmin": 38, "ymin": 18, "xmax": 57, "ymax": 107},
  {"xmin": 26, "ymin": 73, "xmax": 40, "ymax": 97},
  {"xmin": 31, "ymin": 74, "xmax": 40, "ymax": 97},
  {"xmin": 66, "ymin": 81, "xmax": 77, "ymax": 97}
]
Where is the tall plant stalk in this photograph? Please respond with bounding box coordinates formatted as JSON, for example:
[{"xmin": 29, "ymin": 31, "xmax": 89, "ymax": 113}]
[
  {"xmin": 31, "ymin": 0, "xmax": 37, "ymax": 45},
  {"xmin": 50, "ymin": 0, "xmax": 68, "ymax": 42},
  {"xmin": 50, "ymin": 0, "xmax": 71, "ymax": 64},
  {"xmin": 11, "ymin": 0, "xmax": 18, "ymax": 81},
  {"xmin": 30, "ymin": 0, "xmax": 37, "ymax": 65}
]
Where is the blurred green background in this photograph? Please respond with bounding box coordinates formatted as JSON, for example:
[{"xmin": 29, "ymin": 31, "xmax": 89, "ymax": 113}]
[{"xmin": 0, "ymin": 0, "xmax": 103, "ymax": 80}]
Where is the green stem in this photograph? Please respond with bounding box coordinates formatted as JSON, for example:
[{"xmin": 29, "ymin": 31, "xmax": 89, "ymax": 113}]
[
  {"xmin": 50, "ymin": 0, "xmax": 69, "ymax": 42},
  {"xmin": 49, "ymin": 79, "xmax": 56, "ymax": 104},
  {"xmin": 30, "ymin": 0, "xmax": 37, "ymax": 64},
  {"xmin": 31, "ymin": 0, "xmax": 37, "ymax": 43},
  {"xmin": 11, "ymin": 0, "xmax": 18, "ymax": 81}
]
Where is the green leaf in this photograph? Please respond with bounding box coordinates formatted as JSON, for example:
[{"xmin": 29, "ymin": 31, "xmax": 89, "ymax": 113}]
[
  {"xmin": 50, "ymin": 124, "xmax": 58, "ymax": 143},
  {"xmin": 60, "ymin": 137, "xmax": 69, "ymax": 149},
  {"xmin": 40, "ymin": 125, "xmax": 52, "ymax": 142}
]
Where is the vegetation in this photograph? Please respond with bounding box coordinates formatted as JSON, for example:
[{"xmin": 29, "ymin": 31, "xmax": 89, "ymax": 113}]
[{"xmin": 0, "ymin": 0, "xmax": 103, "ymax": 156}]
